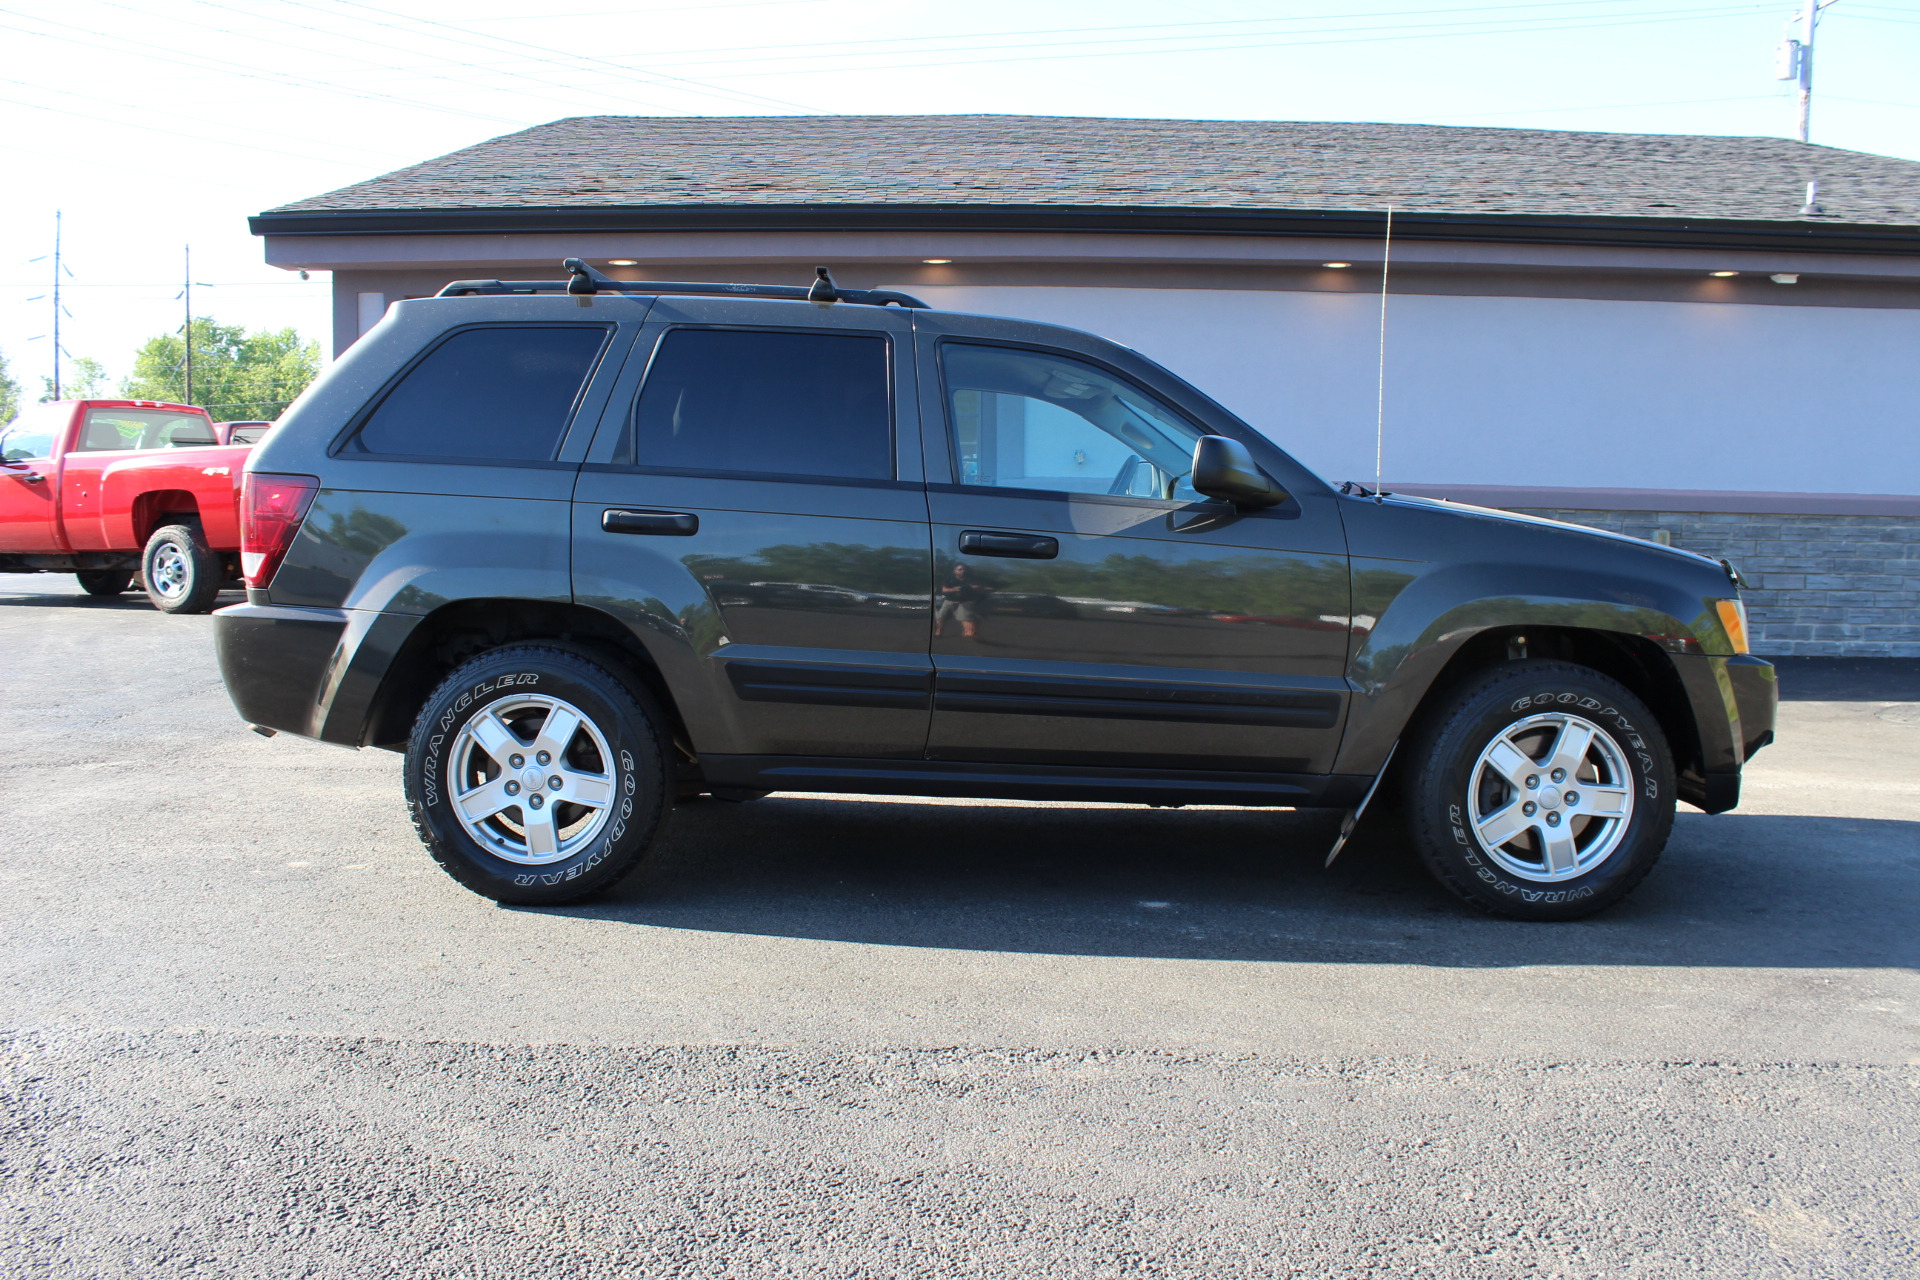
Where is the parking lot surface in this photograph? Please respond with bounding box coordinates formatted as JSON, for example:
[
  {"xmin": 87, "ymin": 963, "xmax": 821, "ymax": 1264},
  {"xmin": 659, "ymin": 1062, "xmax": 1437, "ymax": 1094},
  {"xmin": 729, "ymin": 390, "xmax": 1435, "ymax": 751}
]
[{"xmin": 2, "ymin": 575, "xmax": 1916, "ymax": 1278}]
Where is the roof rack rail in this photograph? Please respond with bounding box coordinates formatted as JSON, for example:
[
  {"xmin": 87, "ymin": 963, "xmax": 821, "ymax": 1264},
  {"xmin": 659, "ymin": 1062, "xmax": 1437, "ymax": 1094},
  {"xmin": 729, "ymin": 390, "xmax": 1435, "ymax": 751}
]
[{"xmin": 436, "ymin": 259, "xmax": 929, "ymax": 309}]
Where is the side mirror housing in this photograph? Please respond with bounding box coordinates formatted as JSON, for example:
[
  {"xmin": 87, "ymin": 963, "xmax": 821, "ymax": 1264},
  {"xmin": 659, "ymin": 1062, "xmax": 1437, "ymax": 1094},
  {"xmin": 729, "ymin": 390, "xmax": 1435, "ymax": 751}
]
[{"xmin": 1190, "ymin": 436, "xmax": 1287, "ymax": 509}]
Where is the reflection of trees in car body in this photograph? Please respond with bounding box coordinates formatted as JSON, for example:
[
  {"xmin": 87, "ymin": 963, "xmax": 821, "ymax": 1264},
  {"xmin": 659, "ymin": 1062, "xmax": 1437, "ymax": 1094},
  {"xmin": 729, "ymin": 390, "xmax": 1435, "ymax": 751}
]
[
  {"xmin": 683, "ymin": 542, "xmax": 930, "ymax": 600},
  {"xmin": 953, "ymin": 551, "xmax": 1352, "ymax": 627}
]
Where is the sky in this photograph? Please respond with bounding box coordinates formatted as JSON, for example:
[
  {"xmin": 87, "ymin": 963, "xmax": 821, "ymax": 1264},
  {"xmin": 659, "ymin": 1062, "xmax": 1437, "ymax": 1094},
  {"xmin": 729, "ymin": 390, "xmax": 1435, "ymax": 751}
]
[{"xmin": 2, "ymin": 0, "xmax": 1916, "ymax": 400}]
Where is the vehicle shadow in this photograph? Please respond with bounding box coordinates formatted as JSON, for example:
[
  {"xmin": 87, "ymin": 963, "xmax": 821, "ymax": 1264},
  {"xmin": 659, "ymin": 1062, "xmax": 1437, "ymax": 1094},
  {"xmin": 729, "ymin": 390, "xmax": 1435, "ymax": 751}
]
[
  {"xmin": 535, "ymin": 795, "xmax": 1920, "ymax": 970},
  {"xmin": 0, "ymin": 586, "xmax": 246, "ymax": 609}
]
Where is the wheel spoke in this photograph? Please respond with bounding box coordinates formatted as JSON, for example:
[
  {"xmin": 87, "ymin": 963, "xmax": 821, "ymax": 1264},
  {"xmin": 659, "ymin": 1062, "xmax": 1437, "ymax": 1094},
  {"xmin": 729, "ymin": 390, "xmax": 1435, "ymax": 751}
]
[
  {"xmin": 455, "ymin": 778, "xmax": 514, "ymax": 823},
  {"xmin": 1545, "ymin": 719, "xmax": 1596, "ymax": 778},
  {"xmin": 532, "ymin": 705, "xmax": 582, "ymax": 764},
  {"xmin": 1475, "ymin": 801, "xmax": 1532, "ymax": 849},
  {"xmin": 561, "ymin": 771, "xmax": 612, "ymax": 808},
  {"xmin": 1582, "ymin": 784, "xmax": 1632, "ymax": 819},
  {"xmin": 1541, "ymin": 825, "xmax": 1580, "ymax": 875},
  {"xmin": 466, "ymin": 709, "xmax": 522, "ymax": 766},
  {"xmin": 522, "ymin": 804, "xmax": 560, "ymax": 857},
  {"xmin": 1482, "ymin": 739, "xmax": 1536, "ymax": 788}
]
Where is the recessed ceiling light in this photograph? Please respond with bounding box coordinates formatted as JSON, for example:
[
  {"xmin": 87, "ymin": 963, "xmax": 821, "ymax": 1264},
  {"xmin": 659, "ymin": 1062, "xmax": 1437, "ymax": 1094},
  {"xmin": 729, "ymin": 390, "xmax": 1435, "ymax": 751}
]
[
  {"xmin": 1323, "ymin": 261, "xmax": 1352, "ymax": 269},
  {"xmin": 922, "ymin": 258, "xmax": 952, "ymax": 264},
  {"xmin": 1709, "ymin": 270, "xmax": 1739, "ymax": 278},
  {"xmin": 607, "ymin": 259, "xmax": 638, "ymax": 266}
]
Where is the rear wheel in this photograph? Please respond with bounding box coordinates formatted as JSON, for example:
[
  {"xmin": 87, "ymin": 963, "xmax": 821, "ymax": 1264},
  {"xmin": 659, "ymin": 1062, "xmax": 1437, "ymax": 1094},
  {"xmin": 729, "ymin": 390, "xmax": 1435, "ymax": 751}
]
[
  {"xmin": 142, "ymin": 523, "xmax": 221, "ymax": 614},
  {"xmin": 75, "ymin": 569, "xmax": 133, "ymax": 597},
  {"xmin": 1402, "ymin": 660, "xmax": 1674, "ymax": 921},
  {"xmin": 404, "ymin": 645, "xmax": 672, "ymax": 904}
]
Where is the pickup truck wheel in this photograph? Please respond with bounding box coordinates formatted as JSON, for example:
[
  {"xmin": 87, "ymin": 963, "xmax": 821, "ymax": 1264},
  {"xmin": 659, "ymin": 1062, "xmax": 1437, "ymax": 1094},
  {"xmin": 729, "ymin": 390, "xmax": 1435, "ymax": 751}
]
[
  {"xmin": 142, "ymin": 524, "xmax": 221, "ymax": 614},
  {"xmin": 1402, "ymin": 660, "xmax": 1674, "ymax": 921},
  {"xmin": 75, "ymin": 569, "xmax": 133, "ymax": 597},
  {"xmin": 404, "ymin": 646, "xmax": 671, "ymax": 905}
]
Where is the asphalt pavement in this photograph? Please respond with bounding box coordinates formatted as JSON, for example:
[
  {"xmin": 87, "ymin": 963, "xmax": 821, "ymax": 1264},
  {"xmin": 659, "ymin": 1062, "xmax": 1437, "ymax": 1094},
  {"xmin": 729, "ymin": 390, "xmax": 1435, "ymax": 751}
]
[{"xmin": 2, "ymin": 574, "xmax": 1915, "ymax": 1278}]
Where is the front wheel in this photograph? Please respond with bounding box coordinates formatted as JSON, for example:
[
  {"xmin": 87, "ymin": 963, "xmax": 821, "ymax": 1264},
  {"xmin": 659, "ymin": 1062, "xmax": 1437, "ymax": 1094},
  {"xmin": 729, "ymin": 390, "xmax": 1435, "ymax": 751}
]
[
  {"xmin": 142, "ymin": 524, "xmax": 221, "ymax": 614},
  {"xmin": 76, "ymin": 569, "xmax": 133, "ymax": 597},
  {"xmin": 404, "ymin": 645, "xmax": 672, "ymax": 905},
  {"xmin": 1402, "ymin": 660, "xmax": 1674, "ymax": 921}
]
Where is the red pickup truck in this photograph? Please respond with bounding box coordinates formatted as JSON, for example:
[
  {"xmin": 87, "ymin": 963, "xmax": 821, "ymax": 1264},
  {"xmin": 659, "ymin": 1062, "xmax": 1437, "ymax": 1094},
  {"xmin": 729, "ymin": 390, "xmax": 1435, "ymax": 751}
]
[{"xmin": 0, "ymin": 399, "xmax": 266, "ymax": 613}]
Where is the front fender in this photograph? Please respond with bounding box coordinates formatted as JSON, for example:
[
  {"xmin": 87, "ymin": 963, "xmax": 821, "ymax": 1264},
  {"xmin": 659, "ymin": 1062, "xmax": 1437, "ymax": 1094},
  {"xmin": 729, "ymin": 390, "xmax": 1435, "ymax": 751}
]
[{"xmin": 1332, "ymin": 497, "xmax": 1740, "ymax": 776}]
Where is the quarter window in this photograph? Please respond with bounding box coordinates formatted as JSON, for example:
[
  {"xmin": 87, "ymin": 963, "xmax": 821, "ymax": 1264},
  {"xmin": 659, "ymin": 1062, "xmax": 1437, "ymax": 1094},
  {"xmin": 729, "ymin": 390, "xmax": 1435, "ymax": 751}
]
[
  {"xmin": 942, "ymin": 344, "xmax": 1205, "ymax": 502},
  {"xmin": 348, "ymin": 326, "xmax": 609, "ymax": 461},
  {"xmin": 620, "ymin": 329, "xmax": 891, "ymax": 481}
]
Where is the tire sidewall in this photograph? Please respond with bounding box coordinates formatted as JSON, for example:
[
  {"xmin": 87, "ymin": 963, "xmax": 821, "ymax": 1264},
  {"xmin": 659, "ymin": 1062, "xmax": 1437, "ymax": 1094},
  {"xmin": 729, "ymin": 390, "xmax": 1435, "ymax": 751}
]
[
  {"xmin": 143, "ymin": 524, "xmax": 218, "ymax": 614},
  {"xmin": 405, "ymin": 649, "xmax": 663, "ymax": 903},
  {"xmin": 1414, "ymin": 666, "xmax": 1674, "ymax": 919}
]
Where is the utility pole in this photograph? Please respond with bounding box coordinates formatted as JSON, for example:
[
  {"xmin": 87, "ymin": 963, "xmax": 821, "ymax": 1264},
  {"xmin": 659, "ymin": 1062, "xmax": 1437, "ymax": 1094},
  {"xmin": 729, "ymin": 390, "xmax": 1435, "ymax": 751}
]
[
  {"xmin": 51, "ymin": 212, "xmax": 62, "ymax": 400},
  {"xmin": 1778, "ymin": 0, "xmax": 1835, "ymax": 144},
  {"xmin": 183, "ymin": 245, "xmax": 193, "ymax": 407}
]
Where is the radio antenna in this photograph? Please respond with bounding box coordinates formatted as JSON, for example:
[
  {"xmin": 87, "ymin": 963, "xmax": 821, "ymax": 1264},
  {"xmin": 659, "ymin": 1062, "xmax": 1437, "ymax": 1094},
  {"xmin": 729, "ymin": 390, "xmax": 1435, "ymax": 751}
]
[{"xmin": 1373, "ymin": 205, "xmax": 1393, "ymax": 503}]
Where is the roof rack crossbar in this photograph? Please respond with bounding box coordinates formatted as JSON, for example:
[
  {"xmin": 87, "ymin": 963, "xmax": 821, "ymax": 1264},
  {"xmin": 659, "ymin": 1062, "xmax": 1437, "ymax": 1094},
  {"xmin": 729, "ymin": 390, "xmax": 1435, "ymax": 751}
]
[{"xmin": 437, "ymin": 259, "xmax": 927, "ymax": 308}]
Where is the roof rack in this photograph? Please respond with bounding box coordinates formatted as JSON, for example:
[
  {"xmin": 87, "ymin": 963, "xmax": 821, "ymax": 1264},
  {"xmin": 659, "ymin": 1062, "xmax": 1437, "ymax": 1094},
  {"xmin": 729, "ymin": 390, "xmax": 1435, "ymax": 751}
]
[{"xmin": 437, "ymin": 259, "xmax": 929, "ymax": 309}]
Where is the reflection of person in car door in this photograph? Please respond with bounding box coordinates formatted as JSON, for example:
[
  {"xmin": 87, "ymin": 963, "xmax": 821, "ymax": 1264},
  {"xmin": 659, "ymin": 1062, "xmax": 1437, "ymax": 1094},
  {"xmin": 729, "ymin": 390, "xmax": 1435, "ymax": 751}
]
[{"xmin": 934, "ymin": 562, "xmax": 989, "ymax": 640}]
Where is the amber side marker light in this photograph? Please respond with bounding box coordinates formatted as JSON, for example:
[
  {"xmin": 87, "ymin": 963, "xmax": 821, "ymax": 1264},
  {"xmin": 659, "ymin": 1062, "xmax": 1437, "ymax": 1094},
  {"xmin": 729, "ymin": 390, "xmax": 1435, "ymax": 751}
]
[{"xmin": 1715, "ymin": 599, "xmax": 1751, "ymax": 654}]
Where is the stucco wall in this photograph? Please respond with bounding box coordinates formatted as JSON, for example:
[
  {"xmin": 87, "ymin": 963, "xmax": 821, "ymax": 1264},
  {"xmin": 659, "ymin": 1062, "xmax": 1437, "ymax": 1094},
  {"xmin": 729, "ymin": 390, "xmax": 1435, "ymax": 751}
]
[{"xmin": 901, "ymin": 284, "xmax": 1920, "ymax": 499}]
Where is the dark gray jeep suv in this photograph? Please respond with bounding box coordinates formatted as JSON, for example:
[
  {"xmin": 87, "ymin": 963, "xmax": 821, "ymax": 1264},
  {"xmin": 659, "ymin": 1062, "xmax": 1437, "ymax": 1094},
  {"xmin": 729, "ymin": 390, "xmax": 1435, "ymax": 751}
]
[{"xmin": 216, "ymin": 264, "xmax": 1776, "ymax": 920}]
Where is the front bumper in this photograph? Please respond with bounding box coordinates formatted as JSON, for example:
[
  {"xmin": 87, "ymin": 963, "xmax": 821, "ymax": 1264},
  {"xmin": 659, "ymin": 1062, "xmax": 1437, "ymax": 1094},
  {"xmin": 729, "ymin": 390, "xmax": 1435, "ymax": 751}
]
[{"xmin": 1726, "ymin": 653, "xmax": 1778, "ymax": 762}]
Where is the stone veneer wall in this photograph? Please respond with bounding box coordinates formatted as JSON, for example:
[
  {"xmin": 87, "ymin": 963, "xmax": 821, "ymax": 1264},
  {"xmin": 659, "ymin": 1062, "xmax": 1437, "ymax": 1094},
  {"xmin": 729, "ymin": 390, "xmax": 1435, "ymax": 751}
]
[{"xmin": 1513, "ymin": 509, "xmax": 1920, "ymax": 658}]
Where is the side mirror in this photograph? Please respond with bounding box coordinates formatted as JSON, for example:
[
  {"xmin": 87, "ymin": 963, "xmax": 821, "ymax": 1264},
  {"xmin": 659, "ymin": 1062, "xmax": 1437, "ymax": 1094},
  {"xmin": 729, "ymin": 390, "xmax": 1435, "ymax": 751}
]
[{"xmin": 1190, "ymin": 436, "xmax": 1287, "ymax": 509}]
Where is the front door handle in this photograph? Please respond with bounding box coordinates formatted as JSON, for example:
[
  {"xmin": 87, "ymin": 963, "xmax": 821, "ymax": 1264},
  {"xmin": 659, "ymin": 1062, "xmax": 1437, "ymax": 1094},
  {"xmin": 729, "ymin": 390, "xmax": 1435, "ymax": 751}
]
[
  {"xmin": 602, "ymin": 508, "xmax": 699, "ymax": 536},
  {"xmin": 959, "ymin": 530, "xmax": 1058, "ymax": 559}
]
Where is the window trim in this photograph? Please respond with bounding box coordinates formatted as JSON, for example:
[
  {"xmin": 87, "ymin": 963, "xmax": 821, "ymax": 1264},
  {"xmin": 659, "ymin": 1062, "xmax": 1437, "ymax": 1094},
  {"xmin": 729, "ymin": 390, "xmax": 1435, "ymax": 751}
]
[
  {"xmin": 933, "ymin": 337, "xmax": 1219, "ymax": 505},
  {"xmin": 330, "ymin": 321, "xmax": 616, "ymax": 463},
  {"xmin": 607, "ymin": 322, "xmax": 900, "ymax": 484}
]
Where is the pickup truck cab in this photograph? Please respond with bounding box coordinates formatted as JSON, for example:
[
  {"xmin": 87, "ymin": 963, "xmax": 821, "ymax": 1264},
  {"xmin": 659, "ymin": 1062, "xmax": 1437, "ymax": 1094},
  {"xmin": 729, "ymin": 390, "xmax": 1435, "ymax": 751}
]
[
  {"xmin": 216, "ymin": 264, "xmax": 1777, "ymax": 921},
  {"xmin": 0, "ymin": 398, "xmax": 255, "ymax": 612}
]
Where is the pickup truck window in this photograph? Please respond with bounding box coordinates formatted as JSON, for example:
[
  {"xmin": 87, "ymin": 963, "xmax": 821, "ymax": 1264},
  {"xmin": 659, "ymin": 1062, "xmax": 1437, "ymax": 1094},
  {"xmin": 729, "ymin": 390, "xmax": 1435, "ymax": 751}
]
[
  {"xmin": 619, "ymin": 328, "xmax": 891, "ymax": 481},
  {"xmin": 942, "ymin": 343, "xmax": 1204, "ymax": 501},
  {"xmin": 76, "ymin": 409, "xmax": 213, "ymax": 452},
  {"xmin": 348, "ymin": 325, "xmax": 609, "ymax": 462}
]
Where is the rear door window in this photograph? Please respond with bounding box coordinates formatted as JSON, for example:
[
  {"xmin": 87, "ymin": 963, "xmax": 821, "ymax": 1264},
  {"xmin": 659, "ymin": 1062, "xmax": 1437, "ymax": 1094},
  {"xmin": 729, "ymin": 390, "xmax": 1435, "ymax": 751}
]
[
  {"xmin": 348, "ymin": 325, "xmax": 610, "ymax": 461},
  {"xmin": 619, "ymin": 328, "xmax": 892, "ymax": 480}
]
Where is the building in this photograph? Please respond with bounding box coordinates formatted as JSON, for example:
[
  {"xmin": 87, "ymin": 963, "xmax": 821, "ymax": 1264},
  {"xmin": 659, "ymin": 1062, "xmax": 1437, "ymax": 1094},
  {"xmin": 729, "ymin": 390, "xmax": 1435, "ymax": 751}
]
[{"xmin": 251, "ymin": 116, "xmax": 1920, "ymax": 656}]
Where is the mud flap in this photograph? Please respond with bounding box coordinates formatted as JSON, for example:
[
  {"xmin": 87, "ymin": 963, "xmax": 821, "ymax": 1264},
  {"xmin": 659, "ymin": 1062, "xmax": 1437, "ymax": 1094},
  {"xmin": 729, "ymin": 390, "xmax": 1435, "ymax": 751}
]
[{"xmin": 1325, "ymin": 742, "xmax": 1397, "ymax": 869}]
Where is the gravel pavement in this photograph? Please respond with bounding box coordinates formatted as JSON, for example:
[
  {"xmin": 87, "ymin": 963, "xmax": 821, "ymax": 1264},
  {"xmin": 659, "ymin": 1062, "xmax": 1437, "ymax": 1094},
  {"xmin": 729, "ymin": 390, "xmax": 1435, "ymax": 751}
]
[{"xmin": 2, "ymin": 575, "xmax": 1916, "ymax": 1278}]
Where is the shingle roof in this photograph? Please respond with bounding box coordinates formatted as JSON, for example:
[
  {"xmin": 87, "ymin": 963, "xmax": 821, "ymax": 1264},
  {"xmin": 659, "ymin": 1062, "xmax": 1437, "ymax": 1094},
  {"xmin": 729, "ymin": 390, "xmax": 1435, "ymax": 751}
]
[{"xmin": 270, "ymin": 115, "xmax": 1920, "ymax": 228}]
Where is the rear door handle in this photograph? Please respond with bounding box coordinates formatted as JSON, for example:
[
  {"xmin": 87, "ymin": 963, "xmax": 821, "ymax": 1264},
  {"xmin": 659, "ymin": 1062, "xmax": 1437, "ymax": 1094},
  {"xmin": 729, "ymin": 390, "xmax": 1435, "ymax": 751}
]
[
  {"xmin": 959, "ymin": 530, "xmax": 1058, "ymax": 559},
  {"xmin": 602, "ymin": 508, "xmax": 699, "ymax": 536}
]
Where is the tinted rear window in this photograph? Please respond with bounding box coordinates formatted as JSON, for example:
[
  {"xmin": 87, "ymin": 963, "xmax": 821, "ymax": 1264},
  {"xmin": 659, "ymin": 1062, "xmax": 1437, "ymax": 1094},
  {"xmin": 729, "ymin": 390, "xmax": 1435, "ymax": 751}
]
[
  {"xmin": 350, "ymin": 326, "xmax": 608, "ymax": 461},
  {"xmin": 620, "ymin": 328, "xmax": 891, "ymax": 480}
]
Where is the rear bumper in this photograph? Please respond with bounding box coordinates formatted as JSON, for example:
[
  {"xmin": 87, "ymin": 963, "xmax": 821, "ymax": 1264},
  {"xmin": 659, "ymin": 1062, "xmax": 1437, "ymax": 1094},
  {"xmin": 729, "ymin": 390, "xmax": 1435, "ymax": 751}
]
[{"xmin": 214, "ymin": 602, "xmax": 348, "ymax": 737}]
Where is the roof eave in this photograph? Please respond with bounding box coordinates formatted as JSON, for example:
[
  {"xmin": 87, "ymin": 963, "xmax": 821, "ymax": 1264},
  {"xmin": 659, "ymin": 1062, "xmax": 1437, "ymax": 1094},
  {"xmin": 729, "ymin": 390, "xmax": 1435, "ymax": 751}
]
[{"xmin": 247, "ymin": 203, "xmax": 1920, "ymax": 256}]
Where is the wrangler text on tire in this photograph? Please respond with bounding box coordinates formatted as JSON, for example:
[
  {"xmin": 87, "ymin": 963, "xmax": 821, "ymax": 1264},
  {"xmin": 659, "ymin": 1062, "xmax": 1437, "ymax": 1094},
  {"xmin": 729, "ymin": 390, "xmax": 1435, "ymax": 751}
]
[{"xmin": 403, "ymin": 645, "xmax": 671, "ymax": 905}]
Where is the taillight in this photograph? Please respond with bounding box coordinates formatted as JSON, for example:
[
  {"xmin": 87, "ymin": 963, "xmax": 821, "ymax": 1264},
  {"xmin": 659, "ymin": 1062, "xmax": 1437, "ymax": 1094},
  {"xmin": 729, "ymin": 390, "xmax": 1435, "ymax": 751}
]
[{"xmin": 240, "ymin": 472, "xmax": 319, "ymax": 589}]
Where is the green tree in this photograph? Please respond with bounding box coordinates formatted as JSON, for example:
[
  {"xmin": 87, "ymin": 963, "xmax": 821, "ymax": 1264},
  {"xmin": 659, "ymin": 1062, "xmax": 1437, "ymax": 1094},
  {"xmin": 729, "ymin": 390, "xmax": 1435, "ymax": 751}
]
[
  {"xmin": 122, "ymin": 318, "xmax": 321, "ymax": 420},
  {"xmin": 0, "ymin": 349, "xmax": 19, "ymax": 423},
  {"xmin": 39, "ymin": 355, "xmax": 107, "ymax": 401}
]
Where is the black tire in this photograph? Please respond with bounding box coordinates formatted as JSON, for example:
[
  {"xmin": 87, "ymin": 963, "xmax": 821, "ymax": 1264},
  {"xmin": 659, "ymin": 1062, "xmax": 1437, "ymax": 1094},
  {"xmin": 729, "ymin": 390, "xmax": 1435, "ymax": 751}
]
[
  {"xmin": 1402, "ymin": 660, "xmax": 1674, "ymax": 921},
  {"xmin": 75, "ymin": 569, "xmax": 133, "ymax": 597},
  {"xmin": 142, "ymin": 523, "xmax": 221, "ymax": 614},
  {"xmin": 404, "ymin": 645, "xmax": 671, "ymax": 905}
]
